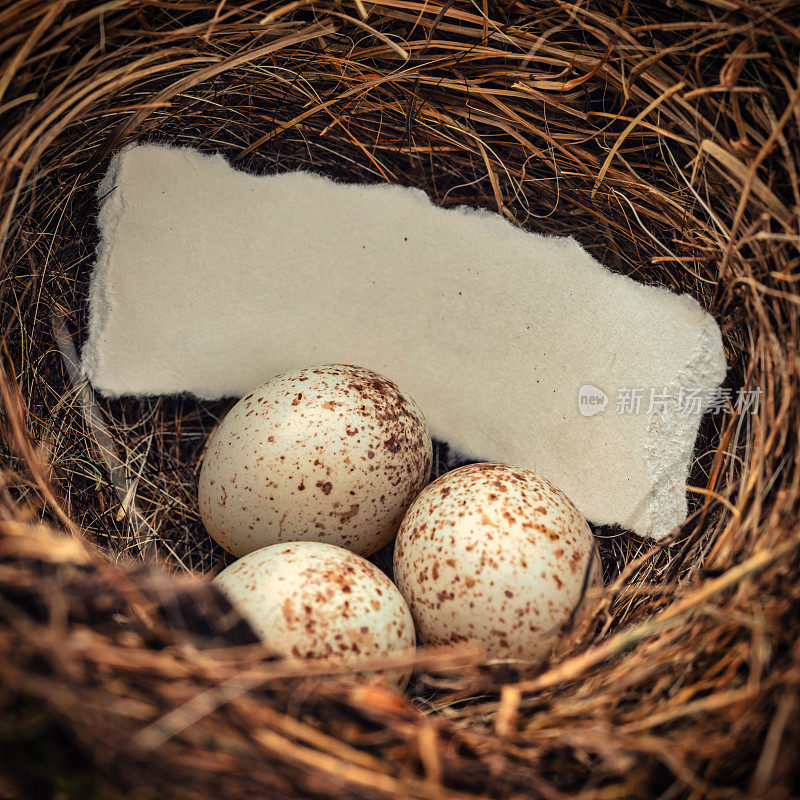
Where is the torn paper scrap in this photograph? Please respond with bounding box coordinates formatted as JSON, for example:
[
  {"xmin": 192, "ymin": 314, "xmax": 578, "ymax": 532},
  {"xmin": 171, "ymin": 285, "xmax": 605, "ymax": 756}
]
[{"xmin": 82, "ymin": 144, "xmax": 727, "ymax": 540}]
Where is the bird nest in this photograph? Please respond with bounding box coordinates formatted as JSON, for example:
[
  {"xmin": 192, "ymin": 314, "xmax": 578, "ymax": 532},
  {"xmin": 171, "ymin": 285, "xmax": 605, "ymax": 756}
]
[{"xmin": 1, "ymin": 2, "xmax": 799, "ymax": 798}]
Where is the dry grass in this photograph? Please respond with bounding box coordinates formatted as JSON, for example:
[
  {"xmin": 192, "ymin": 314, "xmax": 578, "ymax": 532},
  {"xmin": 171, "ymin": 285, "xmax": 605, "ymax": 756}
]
[{"xmin": 1, "ymin": 1, "xmax": 799, "ymax": 798}]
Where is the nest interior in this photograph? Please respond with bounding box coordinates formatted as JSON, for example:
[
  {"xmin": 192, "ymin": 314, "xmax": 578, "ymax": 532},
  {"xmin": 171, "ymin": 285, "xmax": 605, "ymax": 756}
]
[{"xmin": 1, "ymin": 1, "xmax": 799, "ymax": 798}]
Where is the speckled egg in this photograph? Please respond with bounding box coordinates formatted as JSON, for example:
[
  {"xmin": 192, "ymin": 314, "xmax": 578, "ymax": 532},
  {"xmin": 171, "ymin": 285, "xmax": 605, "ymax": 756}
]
[
  {"xmin": 393, "ymin": 463, "xmax": 602, "ymax": 662},
  {"xmin": 198, "ymin": 364, "xmax": 432, "ymax": 557},
  {"xmin": 215, "ymin": 541, "xmax": 417, "ymax": 687}
]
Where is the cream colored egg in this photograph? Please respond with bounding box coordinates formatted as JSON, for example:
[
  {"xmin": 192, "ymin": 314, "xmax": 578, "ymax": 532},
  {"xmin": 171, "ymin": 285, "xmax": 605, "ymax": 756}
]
[
  {"xmin": 215, "ymin": 541, "xmax": 417, "ymax": 688},
  {"xmin": 199, "ymin": 364, "xmax": 432, "ymax": 557},
  {"xmin": 393, "ymin": 463, "xmax": 602, "ymax": 662}
]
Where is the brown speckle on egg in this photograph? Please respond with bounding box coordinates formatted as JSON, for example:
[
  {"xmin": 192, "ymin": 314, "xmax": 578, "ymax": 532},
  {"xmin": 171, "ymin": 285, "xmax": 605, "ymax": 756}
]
[
  {"xmin": 198, "ymin": 364, "xmax": 432, "ymax": 557},
  {"xmin": 393, "ymin": 463, "xmax": 602, "ymax": 663}
]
